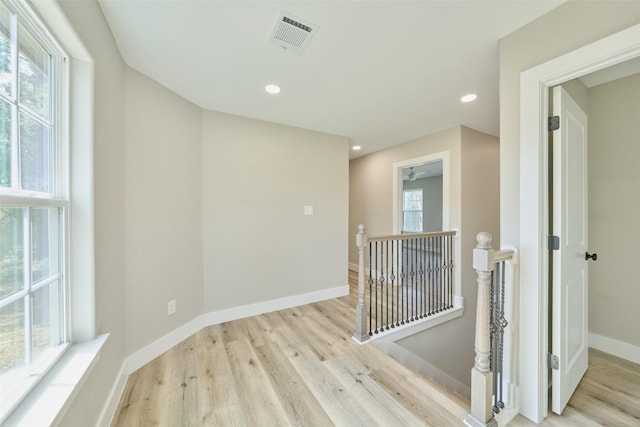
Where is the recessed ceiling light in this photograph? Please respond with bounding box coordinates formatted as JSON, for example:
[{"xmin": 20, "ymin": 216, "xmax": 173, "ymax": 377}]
[
  {"xmin": 352, "ymin": 145, "xmax": 362, "ymax": 151},
  {"xmin": 460, "ymin": 93, "xmax": 478, "ymax": 103},
  {"xmin": 265, "ymin": 84, "xmax": 281, "ymax": 94}
]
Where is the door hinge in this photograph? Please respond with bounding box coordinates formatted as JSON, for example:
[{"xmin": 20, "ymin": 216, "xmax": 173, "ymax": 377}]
[
  {"xmin": 548, "ymin": 115, "xmax": 560, "ymax": 131},
  {"xmin": 548, "ymin": 235, "xmax": 560, "ymax": 251},
  {"xmin": 548, "ymin": 353, "xmax": 559, "ymax": 370}
]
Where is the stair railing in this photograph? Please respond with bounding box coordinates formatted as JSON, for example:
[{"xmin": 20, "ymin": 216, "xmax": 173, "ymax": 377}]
[
  {"xmin": 465, "ymin": 232, "xmax": 518, "ymax": 427},
  {"xmin": 353, "ymin": 224, "xmax": 457, "ymax": 343}
]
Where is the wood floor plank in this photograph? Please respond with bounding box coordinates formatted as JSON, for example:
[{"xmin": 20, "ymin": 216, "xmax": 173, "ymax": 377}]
[
  {"xmin": 196, "ymin": 325, "xmax": 250, "ymax": 426},
  {"xmin": 224, "ymin": 339, "xmax": 290, "ymax": 426},
  {"xmin": 286, "ymin": 345, "xmax": 380, "ymax": 427},
  {"xmin": 253, "ymin": 340, "xmax": 334, "ymax": 426},
  {"xmin": 112, "ymin": 355, "xmax": 166, "ymax": 426},
  {"xmin": 324, "ymin": 353, "xmax": 426, "ymax": 426}
]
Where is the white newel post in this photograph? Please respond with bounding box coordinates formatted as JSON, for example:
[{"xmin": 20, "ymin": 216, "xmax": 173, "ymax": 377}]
[
  {"xmin": 353, "ymin": 224, "xmax": 369, "ymax": 343},
  {"xmin": 465, "ymin": 232, "xmax": 498, "ymax": 427}
]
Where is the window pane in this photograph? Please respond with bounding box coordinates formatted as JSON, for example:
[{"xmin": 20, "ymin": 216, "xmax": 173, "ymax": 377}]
[
  {"xmin": 0, "ymin": 206, "xmax": 24, "ymax": 300},
  {"xmin": 18, "ymin": 24, "xmax": 49, "ymax": 119},
  {"xmin": 0, "ymin": 98, "xmax": 11, "ymax": 187},
  {"xmin": 403, "ymin": 212, "xmax": 423, "ymax": 233},
  {"xmin": 0, "ymin": 297, "xmax": 25, "ymax": 373},
  {"xmin": 0, "ymin": 3, "xmax": 12, "ymax": 98},
  {"xmin": 32, "ymin": 280, "xmax": 62, "ymax": 361},
  {"xmin": 19, "ymin": 111, "xmax": 50, "ymax": 192},
  {"xmin": 403, "ymin": 190, "xmax": 423, "ymax": 211},
  {"xmin": 31, "ymin": 207, "xmax": 59, "ymax": 284}
]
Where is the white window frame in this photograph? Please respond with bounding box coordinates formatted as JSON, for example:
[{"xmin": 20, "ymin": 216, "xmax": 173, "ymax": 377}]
[{"xmin": 0, "ymin": 0, "xmax": 69, "ymax": 422}]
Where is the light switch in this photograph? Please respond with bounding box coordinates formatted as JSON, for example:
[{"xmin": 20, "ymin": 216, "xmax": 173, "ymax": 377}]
[{"xmin": 304, "ymin": 205, "xmax": 314, "ymax": 215}]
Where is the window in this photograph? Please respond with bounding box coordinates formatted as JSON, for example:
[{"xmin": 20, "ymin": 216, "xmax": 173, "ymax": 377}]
[
  {"xmin": 402, "ymin": 189, "xmax": 422, "ymax": 233},
  {"xmin": 0, "ymin": 0, "xmax": 68, "ymax": 420}
]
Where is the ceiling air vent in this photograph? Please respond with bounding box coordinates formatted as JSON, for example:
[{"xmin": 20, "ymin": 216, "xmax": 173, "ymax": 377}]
[{"xmin": 269, "ymin": 11, "xmax": 318, "ymax": 54}]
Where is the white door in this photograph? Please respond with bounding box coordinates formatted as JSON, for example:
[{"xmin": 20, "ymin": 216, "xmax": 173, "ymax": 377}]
[{"xmin": 551, "ymin": 85, "xmax": 590, "ymax": 414}]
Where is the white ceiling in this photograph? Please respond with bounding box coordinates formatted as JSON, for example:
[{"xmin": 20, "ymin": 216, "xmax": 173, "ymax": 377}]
[
  {"xmin": 98, "ymin": 0, "xmax": 565, "ymax": 158},
  {"xmin": 402, "ymin": 161, "xmax": 443, "ymax": 182}
]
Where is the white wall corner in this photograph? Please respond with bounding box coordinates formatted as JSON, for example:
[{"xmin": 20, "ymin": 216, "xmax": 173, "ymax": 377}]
[
  {"xmin": 203, "ymin": 285, "xmax": 349, "ymax": 326},
  {"xmin": 126, "ymin": 316, "xmax": 205, "ymax": 374}
]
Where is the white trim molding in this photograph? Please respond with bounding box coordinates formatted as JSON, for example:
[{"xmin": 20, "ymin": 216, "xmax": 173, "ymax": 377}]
[
  {"xmin": 589, "ymin": 333, "xmax": 640, "ymax": 365},
  {"xmin": 96, "ymin": 361, "xmax": 127, "ymax": 427},
  {"xmin": 3, "ymin": 335, "xmax": 109, "ymax": 427},
  {"xmin": 126, "ymin": 285, "xmax": 349, "ymax": 374},
  {"xmin": 392, "ymin": 151, "xmax": 450, "ymax": 234}
]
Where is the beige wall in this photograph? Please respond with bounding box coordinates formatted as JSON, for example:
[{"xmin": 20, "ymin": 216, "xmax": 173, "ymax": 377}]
[
  {"xmin": 202, "ymin": 112, "xmax": 349, "ymax": 311},
  {"xmin": 499, "ymin": 1, "xmax": 640, "ymax": 248},
  {"xmin": 56, "ymin": 0, "xmax": 126, "ymax": 424},
  {"xmin": 349, "ymin": 126, "xmax": 462, "ymax": 266},
  {"xmin": 589, "ymin": 73, "xmax": 640, "ymax": 347},
  {"xmin": 349, "ymin": 126, "xmax": 499, "ymax": 391},
  {"xmin": 396, "ymin": 127, "xmax": 499, "ymax": 391},
  {"xmin": 123, "ymin": 68, "xmax": 203, "ymax": 354}
]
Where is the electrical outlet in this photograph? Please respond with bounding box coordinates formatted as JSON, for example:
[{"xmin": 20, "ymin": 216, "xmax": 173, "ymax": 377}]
[{"xmin": 168, "ymin": 299, "xmax": 176, "ymax": 315}]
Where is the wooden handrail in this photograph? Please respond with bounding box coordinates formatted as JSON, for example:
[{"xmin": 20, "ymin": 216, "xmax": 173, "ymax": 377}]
[{"xmin": 368, "ymin": 230, "xmax": 457, "ymax": 243}]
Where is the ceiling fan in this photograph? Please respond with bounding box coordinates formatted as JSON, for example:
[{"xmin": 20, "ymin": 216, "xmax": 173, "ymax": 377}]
[{"xmin": 407, "ymin": 167, "xmax": 426, "ymax": 181}]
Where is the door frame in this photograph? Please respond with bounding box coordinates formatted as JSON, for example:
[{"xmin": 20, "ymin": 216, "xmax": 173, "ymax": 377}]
[
  {"xmin": 392, "ymin": 151, "xmax": 450, "ymax": 235},
  {"xmin": 518, "ymin": 23, "xmax": 640, "ymax": 423}
]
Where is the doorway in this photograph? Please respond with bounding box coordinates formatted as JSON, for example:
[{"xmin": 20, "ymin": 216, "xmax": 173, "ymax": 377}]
[
  {"xmin": 519, "ymin": 22, "xmax": 640, "ymax": 423},
  {"xmin": 392, "ymin": 152, "xmax": 449, "ymax": 235}
]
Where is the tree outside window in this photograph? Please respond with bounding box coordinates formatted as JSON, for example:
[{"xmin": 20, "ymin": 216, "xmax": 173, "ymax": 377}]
[{"xmin": 403, "ymin": 189, "xmax": 423, "ymax": 233}]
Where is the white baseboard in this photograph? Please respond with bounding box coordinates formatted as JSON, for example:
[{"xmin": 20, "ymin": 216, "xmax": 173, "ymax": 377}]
[
  {"xmin": 96, "ymin": 360, "xmax": 127, "ymax": 427},
  {"xmin": 126, "ymin": 315, "xmax": 205, "ymax": 374},
  {"xmin": 126, "ymin": 285, "xmax": 349, "ymax": 374},
  {"xmin": 589, "ymin": 332, "xmax": 640, "ymax": 364},
  {"xmin": 203, "ymin": 285, "xmax": 349, "ymax": 325}
]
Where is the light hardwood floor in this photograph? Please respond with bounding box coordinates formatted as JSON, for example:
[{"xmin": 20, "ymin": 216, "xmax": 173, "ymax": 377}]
[{"xmin": 112, "ymin": 272, "xmax": 640, "ymax": 426}]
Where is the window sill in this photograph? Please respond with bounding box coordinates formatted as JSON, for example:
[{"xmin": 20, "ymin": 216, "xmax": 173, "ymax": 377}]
[{"xmin": 2, "ymin": 334, "xmax": 109, "ymax": 427}]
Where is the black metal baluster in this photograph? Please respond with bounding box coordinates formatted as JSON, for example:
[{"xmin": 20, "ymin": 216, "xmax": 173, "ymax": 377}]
[
  {"xmin": 396, "ymin": 239, "xmax": 400, "ymax": 327},
  {"xmin": 436, "ymin": 235, "xmax": 441, "ymax": 312},
  {"xmin": 420, "ymin": 237, "xmax": 424, "ymax": 317},
  {"xmin": 490, "ymin": 268, "xmax": 498, "ymax": 413},
  {"xmin": 400, "ymin": 239, "xmax": 405, "ymax": 325},
  {"xmin": 375, "ymin": 241, "xmax": 379, "ymax": 334},
  {"xmin": 385, "ymin": 240, "xmax": 389, "ymax": 330},
  {"xmin": 447, "ymin": 235, "xmax": 451, "ymax": 308},
  {"xmin": 390, "ymin": 240, "xmax": 395, "ymax": 328},
  {"xmin": 429, "ymin": 237, "xmax": 435, "ymax": 314},
  {"xmin": 411, "ymin": 239, "xmax": 420, "ymax": 320},
  {"xmin": 497, "ymin": 261, "xmax": 507, "ymax": 411},
  {"xmin": 368, "ymin": 241, "xmax": 373, "ymax": 336}
]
